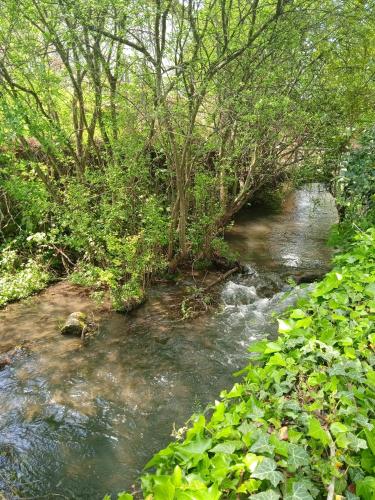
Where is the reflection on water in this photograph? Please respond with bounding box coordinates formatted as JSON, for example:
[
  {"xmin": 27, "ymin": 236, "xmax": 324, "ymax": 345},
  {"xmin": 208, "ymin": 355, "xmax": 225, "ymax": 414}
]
[
  {"xmin": 226, "ymin": 183, "xmax": 338, "ymax": 273},
  {"xmin": 0, "ymin": 184, "xmax": 337, "ymax": 499}
]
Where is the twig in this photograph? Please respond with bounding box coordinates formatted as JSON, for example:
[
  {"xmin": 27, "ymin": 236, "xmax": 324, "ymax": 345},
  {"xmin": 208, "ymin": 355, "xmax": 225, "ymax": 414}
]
[{"xmin": 327, "ymin": 438, "xmax": 336, "ymax": 500}]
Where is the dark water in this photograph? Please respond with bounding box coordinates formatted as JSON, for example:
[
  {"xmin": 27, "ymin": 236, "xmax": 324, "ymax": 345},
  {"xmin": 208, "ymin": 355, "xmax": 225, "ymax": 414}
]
[{"xmin": 0, "ymin": 184, "xmax": 337, "ymax": 499}]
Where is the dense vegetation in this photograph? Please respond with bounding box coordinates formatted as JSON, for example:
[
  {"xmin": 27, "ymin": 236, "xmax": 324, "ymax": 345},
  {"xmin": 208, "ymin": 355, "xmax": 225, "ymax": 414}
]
[
  {"xmin": 116, "ymin": 136, "xmax": 375, "ymax": 499},
  {"xmin": 0, "ymin": 1, "xmax": 374, "ymax": 498},
  {"xmin": 1, "ymin": 0, "xmax": 375, "ymax": 309}
]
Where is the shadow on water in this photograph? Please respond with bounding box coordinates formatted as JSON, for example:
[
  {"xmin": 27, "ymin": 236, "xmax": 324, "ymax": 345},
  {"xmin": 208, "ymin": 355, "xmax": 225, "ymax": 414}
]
[{"xmin": 0, "ymin": 184, "xmax": 338, "ymax": 499}]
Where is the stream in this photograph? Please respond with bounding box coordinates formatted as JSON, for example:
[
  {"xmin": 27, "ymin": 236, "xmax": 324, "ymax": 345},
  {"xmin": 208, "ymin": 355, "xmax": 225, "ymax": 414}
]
[{"xmin": 0, "ymin": 184, "xmax": 338, "ymax": 499}]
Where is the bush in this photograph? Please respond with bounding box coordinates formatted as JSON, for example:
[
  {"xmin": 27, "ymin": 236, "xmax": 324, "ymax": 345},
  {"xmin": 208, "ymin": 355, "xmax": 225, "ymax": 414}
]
[
  {"xmin": 0, "ymin": 247, "xmax": 50, "ymax": 306},
  {"xmin": 335, "ymin": 127, "xmax": 375, "ymax": 231}
]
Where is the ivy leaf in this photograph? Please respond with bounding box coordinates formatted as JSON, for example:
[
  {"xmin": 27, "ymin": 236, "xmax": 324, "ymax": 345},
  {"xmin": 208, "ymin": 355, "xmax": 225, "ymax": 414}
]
[
  {"xmin": 153, "ymin": 476, "xmax": 175, "ymax": 500},
  {"xmin": 365, "ymin": 428, "xmax": 375, "ymax": 455},
  {"xmin": 252, "ymin": 458, "xmax": 284, "ymax": 487},
  {"xmin": 356, "ymin": 476, "xmax": 375, "ymax": 500},
  {"xmin": 346, "ymin": 493, "xmax": 360, "ymax": 500},
  {"xmin": 118, "ymin": 494, "xmax": 134, "ymax": 500},
  {"xmin": 287, "ymin": 444, "xmax": 310, "ymax": 469},
  {"xmin": 361, "ymin": 449, "xmax": 375, "ymax": 474},
  {"xmin": 244, "ymin": 453, "xmax": 263, "ymax": 472},
  {"xmin": 285, "ymin": 481, "xmax": 314, "ymax": 500},
  {"xmin": 307, "ymin": 417, "xmax": 330, "ymax": 446},
  {"xmin": 264, "ymin": 342, "xmax": 282, "ymax": 354},
  {"xmin": 347, "ymin": 433, "xmax": 367, "ymax": 452},
  {"xmin": 251, "ymin": 489, "xmax": 281, "ymax": 500},
  {"xmin": 267, "ymin": 353, "xmax": 287, "ymax": 367},
  {"xmin": 367, "ymin": 371, "xmax": 375, "ymax": 388},
  {"xmin": 176, "ymin": 436, "xmax": 212, "ymax": 465},
  {"xmin": 330, "ymin": 422, "xmax": 349, "ymax": 436},
  {"xmin": 237, "ymin": 479, "xmax": 261, "ymax": 493},
  {"xmin": 307, "ymin": 371, "xmax": 327, "ymax": 387},
  {"xmin": 277, "ymin": 319, "xmax": 294, "ymax": 334},
  {"xmin": 175, "ymin": 484, "xmax": 221, "ymax": 500},
  {"xmin": 250, "ymin": 434, "xmax": 275, "ymax": 455},
  {"xmin": 270, "ymin": 434, "xmax": 289, "ymax": 458},
  {"xmin": 336, "ymin": 433, "xmax": 351, "ymax": 449},
  {"xmin": 290, "ymin": 309, "xmax": 307, "ymax": 319},
  {"xmin": 365, "ymin": 283, "xmax": 375, "ymax": 297},
  {"xmin": 295, "ymin": 317, "xmax": 312, "ymax": 329},
  {"xmin": 210, "ymin": 441, "xmax": 240, "ymax": 454},
  {"xmin": 179, "ymin": 436, "xmax": 212, "ymax": 455}
]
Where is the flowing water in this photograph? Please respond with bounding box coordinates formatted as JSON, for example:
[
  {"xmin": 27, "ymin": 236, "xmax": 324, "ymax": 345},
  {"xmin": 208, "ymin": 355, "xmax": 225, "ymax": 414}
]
[{"xmin": 0, "ymin": 184, "xmax": 337, "ymax": 499}]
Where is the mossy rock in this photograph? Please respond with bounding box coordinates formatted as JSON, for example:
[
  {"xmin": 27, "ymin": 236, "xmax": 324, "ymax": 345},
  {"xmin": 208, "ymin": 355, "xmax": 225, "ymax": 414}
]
[{"xmin": 60, "ymin": 311, "xmax": 87, "ymax": 336}]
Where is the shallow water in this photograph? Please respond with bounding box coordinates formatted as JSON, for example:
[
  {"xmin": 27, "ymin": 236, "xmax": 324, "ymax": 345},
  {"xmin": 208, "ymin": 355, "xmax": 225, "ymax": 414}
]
[{"xmin": 0, "ymin": 184, "xmax": 337, "ymax": 499}]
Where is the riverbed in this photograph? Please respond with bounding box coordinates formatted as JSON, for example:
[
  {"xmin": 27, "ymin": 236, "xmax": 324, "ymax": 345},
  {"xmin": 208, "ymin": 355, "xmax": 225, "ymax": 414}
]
[{"xmin": 0, "ymin": 184, "xmax": 337, "ymax": 499}]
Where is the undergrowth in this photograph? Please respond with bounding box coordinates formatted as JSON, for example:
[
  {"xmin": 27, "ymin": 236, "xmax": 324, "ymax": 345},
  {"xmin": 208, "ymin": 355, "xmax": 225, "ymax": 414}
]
[{"xmin": 0, "ymin": 245, "xmax": 50, "ymax": 307}]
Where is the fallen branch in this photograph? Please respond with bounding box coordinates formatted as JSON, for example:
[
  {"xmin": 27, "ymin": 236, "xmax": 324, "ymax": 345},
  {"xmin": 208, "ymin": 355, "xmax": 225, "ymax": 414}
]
[{"xmin": 202, "ymin": 266, "xmax": 240, "ymax": 292}]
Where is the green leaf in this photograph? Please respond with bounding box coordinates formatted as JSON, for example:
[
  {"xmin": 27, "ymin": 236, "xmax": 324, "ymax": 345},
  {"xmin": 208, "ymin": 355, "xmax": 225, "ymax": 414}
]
[
  {"xmin": 285, "ymin": 481, "xmax": 314, "ymax": 500},
  {"xmin": 365, "ymin": 429, "xmax": 375, "ymax": 455},
  {"xmin": 251, "ymin": 490, "xmax": 281, "ymax": 500},
  {"xmin": 270, "ymin": 435, "xmax": 289, "ymax": 458},
  {"xmin": 347, "ymin": 433, "xmax": 368, "ymax": 452},
  {"xmin": 287, "ymin": 444, "xmax": 309, "ymax": 469},
  {"xmin": 249, "ymin": 340, "xmax": 268, "ymax": 353},
  {"xmin": 252, "ymin": 458, "xmax": 284, "ymax": 487},
  {"xmin": 267, "ymin": 353, "xmax": 287, "ymax": 367},
  {"xmin": 172, "ymin": 465, "xmax": 182, "ymax": 487},
  {"xmin": 277, "ymin": 319, "xmax": 294, "ymax": 334},
  {"xmin": 365, "ymin": 283, "xmax": 375, "ymax": 298},
  {"xmin": 290, "ymin": 309, "xmax": 307, "ymax": 319},
  {"xmin": 176, "ymin": 436, "xmax": 212, "ymax": 465},
  {"xmin": 264, "ymin": 342, "xmax": 282, "ymax": 354},
  {"xmin": 367, "ymin": 371, "xmax": 375, "ymax": 388},
  {"xmin": 295, "ymin": 317, "xmax": 312, "ymax": 329},
  {"xmin": 245, "ymin": 453, "xmax": 263, "ymax": 472},
  {"xmin": 179, "ymin": 436, "xmax": 212, "ymax": 455},
  {"xmin": 118, "ymin": 493, "xmax": 133, "ymax": 500},
  {"xmin": 356, "ymin": 476, "xmax": 375, "ymax": 500},
  {"xmin": 153, "ymin": 476, "xmax": 175, "ymax": 500},
  {"xmin": 176, "ymin": 484, "xmax": 221, "ymax": 500},
  {"xmin": 330, "ymin": 422, "xmax": 349, "ymax": 436},
  {"xmin": 210, "ymin": 441, "xmax": 239, "ymax": 454},
  {"xmin": 250, "ymin": 434, "xmax": 275, "ymax": 455},
  {"xmin": 237, "ymin": 479, "xmax": 261, "ymax": 493},
  {"xmin": 362, "ymin": 449, "xmax": 375, "ymax": 474},
  {"xmin": 307, "ymin": 417, "xmax": 330, "ymax": 446},
  {"xmin": 307, "ymin": 371, "xmax": 327, "ymax": 387},
  {"xmin": 336, "ymin": 433, "xmax": 351, "ymax": 449}
]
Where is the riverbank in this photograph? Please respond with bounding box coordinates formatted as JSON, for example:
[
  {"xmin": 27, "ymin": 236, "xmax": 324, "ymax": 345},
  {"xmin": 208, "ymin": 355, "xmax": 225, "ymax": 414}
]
[{"xmin": 133, "ymin": 227, "xmax": 375, "ymax": 499}]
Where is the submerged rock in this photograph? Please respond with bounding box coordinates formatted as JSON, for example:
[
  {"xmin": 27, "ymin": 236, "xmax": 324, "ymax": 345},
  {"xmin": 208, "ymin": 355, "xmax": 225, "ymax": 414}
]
[
  {"xmin": 0, "ymin": 356, "xmax": 11, "ymax": 370},
  {"xmin": 295, "ymin": 271, "xmax": 324, "ymax": 284},
  {"xmin": 61, "ymin": 311, "xmax": 87, "ymax": 337}
]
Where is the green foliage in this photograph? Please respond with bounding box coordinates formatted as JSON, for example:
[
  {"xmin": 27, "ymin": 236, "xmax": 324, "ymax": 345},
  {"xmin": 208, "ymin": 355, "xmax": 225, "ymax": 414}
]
[
  {"xmin": 335, "ymin": 127, "xmax": 375, "ymax": 232},
  {"xmin": 1, "ymin": 0, "xmax": 375, "ymax": 309},
  {"xmin": 0, "ymin": 157, "xmax": 51, "ymax": 242},
  {"xmin": 59, "ymin": 169, "xmax": 169, "ymax": 310},
  {"xmin": 0, "ymin": 246, "xmax": 50, "ymax": 307},
  {"xmin": 130, "ymin": 228, "xmax": 375, "ymax": 499}
]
